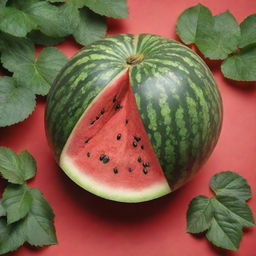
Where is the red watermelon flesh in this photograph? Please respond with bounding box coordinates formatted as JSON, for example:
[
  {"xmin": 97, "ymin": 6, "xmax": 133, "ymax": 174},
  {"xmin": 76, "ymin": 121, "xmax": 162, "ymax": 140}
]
[{"xmin": 60, "ymin": 71, "xmax": 171, "ymax": 202}]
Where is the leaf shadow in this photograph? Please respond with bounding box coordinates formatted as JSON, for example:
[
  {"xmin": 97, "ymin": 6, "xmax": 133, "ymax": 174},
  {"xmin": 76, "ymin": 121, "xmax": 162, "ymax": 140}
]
[{"xmin": 107, "ymin": 18, "xmax": 127, "ymax": 35}]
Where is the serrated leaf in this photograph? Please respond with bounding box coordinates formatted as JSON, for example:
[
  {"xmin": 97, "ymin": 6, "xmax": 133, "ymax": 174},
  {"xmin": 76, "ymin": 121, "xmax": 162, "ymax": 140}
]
[
  {"xmin": 214, "ymin": 196, "xmax": 255, "ymax": 227},
  {"xmin": 23, "ymin": 1, "xmax": 80, "ymax": 37},
  {"xmin": 239, "ymin": 14, "xmax": 256, "ymax": 48},
  {"xmin": 0, "ymin": 200, "xmax": 6, "ymax": 217},
  {"xmin": 0, "ymin": 76, "xmax": 36, "ymax": 127},
  {"xmin": 176, "ymin": 4, "xmax": 210, "ymax": 44},
  {"xmin": 206, "ymin": 204, "xmax": 242, "ymax": 251},
  {"xmin": 73, "ymin": 7, "xmax": 106, "ymax": 46},
  {"xmin": 187, "ymin": 195, "xmax": 214, "ymax": 233},
  {"xmin": 28, "ymin": 30, "xmax": 65, "ymax": 46},
  {"xmin": 196, "ymin": 10, "xmax": 240, "ymax": 59},
  {"xmin": 25, "ymin": 188, "xmax": 57, "ymax": 246},
  {"xmin": 0, "ymin": 147, "xmax": 37, "ymax": 183},
  {"xmin": 84, "ymin": 0, "xmax": 128, "ymax": 18},
  {"xmin": 221, "ymin": 46, "xmax": 256, "ymax": 81},
  {"xmin": 0, "ymin": 218, "xmax": 26, "ymax": 254},
  {"xmin": 2, "ymin": 184, "xmax": 33, "ymax": 224},
  {"xmin": 210, "ymin": 171, "xmax": 252, "ymax": 200},
  {"xmin": 0, "ymin": 7, "xmax": 36, "ymax": 37}
]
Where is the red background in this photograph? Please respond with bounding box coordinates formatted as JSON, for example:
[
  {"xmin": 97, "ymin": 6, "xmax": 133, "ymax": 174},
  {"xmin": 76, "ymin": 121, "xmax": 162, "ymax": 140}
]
[{"xmin": 1, "ymin": 0, "xmax": 256, "ymax": 255}]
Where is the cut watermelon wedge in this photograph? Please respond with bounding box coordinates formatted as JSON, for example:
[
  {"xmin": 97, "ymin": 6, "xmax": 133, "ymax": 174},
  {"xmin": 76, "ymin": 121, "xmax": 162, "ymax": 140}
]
[{"xmin": 60, "ymin": 70, "xmax": 171, "ymax": 202}]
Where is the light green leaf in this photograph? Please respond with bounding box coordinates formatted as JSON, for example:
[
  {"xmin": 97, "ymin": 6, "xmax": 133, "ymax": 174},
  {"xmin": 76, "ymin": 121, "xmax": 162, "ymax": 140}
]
[
  {"xmin": 176, "ymin": 4, "xmax": 210, "ymax": 44},
  {"xmin": 0, "ymin": 147, "xmax": 37, "ymax": 183},
  {"xmin": 206, "ymin": 203, "xmax": 242, "ymax": 251},
  {"xmin": 239, "ymin": 14, "xmax": 256, "ymax": 48},
  {"xmin": 0, "ymin": 7, "xmax": 36, "ymax": 37},
  {"xmin": 196, "ymin": 10, "xmax": 240, "ymax": 59},
  {"xmin": 221, "ymin": 46, "xmax": 256, "ymax": 81},
  {"xmin": 187, "ymin": 195, "xmax": 213, "ymax": 233},
  {"xmin": 84, "ymin": 0, "xmax": 128, "ymax": 18},
  {"xmin": 0, "ymin": 76, "xmax": 36, "ymax": 127},
  {"xmin": 25, "ymin": 188, "xmax": 57, "ymax": 246},
  {"xmin": 0, "ymin": 218, "xmax": 26, "ymax": 254},
  {"xmin": 0, "ymin": 0, "xmax": 7, "ymax": 8},
  {"xmin": 2, "ymin": 184, "xmax": 33, "ymax": 224},
  {"xmin": 210, "ymin": 171, "xmax": 252, "ymax": 200},
  {"xmin": 28, "ymin": 30, "xmax": 65, "ymax": 46},
  {"xmin": 73, "ymin": 7, "xmax": 107, "ymax": 46}
]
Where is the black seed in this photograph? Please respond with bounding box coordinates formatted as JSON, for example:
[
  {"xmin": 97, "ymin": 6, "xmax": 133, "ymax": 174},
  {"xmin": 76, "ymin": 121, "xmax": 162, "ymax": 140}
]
[
  {"xmin": 99, "ymin": 154, "xmax": 106, "ymax": 161},
  {"xmin": 113, "ymin": 168, "xmax": 118, "ymax": 174},
  {"xmin": 90, "ymin": 120, "xmax": 95, "ymax": 125},
  {"xmin": 138, "ymin": 156, "xmax": 142, "ymax": 163},
  {"xmin": 128, "ymin": 167, "xmax": 133, "ymax": 172},
  {"xmin": 115, "ymin": 104, "xmax": 122, "ymax": 110},
  {"xmin": 84, "ymin": 138, "xmax": 89, "ymax": 144},
  {"xmin": 102, "ymin": 155, "xmax": 110, "ymax": 164},
  {"xmin": 87, "ymin": 152, "xmax": 90, "ymax": 157},
  {"xmin": 143, "ymin": 162, "xmax": 150, "ymax": 167},
  {"xmin": 125, "ymin": 119, "xmax": 128, "ymax": 124},
  {"xmin": 101, "ymin": 108, "xmax": 105, "ymax": 115},
  {"xmin": 134, "ymin": 136, "xmax": 141, "ymax": 142},
  {"xmin": 117, "ymin": 133, "xmax": 122, "ymax": 140},
  {"xmin": 113, "ymin": 95, "xmax": 117, "ymax": 103},
  {"xmin": 132, "ymin": 141, "xmax": 137, "ymax": 147},
  {"xmin": 143, "ymin": 168, "xmax": 148, "ymax": 174},
  {"xmin": 141, "ymin": 145, "xmax": 144, "ymax": 150},
  {"xmin": 96, "ymin": 116, "xmax": 100, "ymax": 120}
]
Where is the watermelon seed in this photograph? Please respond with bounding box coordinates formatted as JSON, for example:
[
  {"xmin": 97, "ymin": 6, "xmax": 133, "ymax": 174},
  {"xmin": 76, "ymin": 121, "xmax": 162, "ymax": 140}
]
[
  {"xmin": 113, "ymin": 168, "xmax": 118, "ymax": 174},
  {"xmin": 102, "ymin": 156, "xmax": 110, "ymax": 164},
  {"xmin": 96, "ymin": 116, "xmax": 100, "ymax": 120},
  {"xmin": 84, "ymin": 138, "xmax": 89, "ymax": 144},
  {"xmin": 101, "ymin": 108, "xmax": 105, "ymax": 115},
  {"xmin": 134, "ymin": 136, "xmax": 141, "ymax": 142},
  {"xmin": 117, "ymin": 133, "xmax": 122, "ymax": 140},
  {"xmin": 115, "ymin": 104, "xmax": 122, "ymax": 110},
  {"xmin": 125, "ymin": 119, "xmax": 128, "ymax": 124},
  {"xmin": 132, "ymin": 141, "xmax": 137, "ymax": 147},
  {"xmin": 87, "ymin": 152, "xmax": 90, "ymax": 157},
  {"xmin": 128, "ymin": 167, "xmax": 133, "ymax": 172},
  {"xmin": 113, "ymin": 95, "xmax": 117, "ymax": 103},
  {"xmin": 143, "ymin": 162, "xmax": 150, "ymax": 167},
  {"xmin": 90, "ymin": 120, "xmax": 95, "ymax": 125},
  {"xmin": 138, "ymin": 156, "xmax": 142, "ymax": 162},
  {"xmin": 141, "ymin": 145, "xmax": 144, "ymax": 150},
  {"xmin": 143, "ymin": 168, "xmax": 148, "ymax": 174},
  {"xmin": 99, "ymin": 154, "xmax": 106, "ymax": 161}
]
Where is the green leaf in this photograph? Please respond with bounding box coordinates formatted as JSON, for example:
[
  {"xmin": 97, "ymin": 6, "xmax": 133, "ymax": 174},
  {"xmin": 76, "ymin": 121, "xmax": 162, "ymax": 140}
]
[
  {"xmin": 206, "ymin": 203, "xmax": 242, "ymax": 251},
  {"xmin": 0, "ymin": 0, "xmax": 7, "ymax": 8},
  {"xmin": 24, "ymin": 1, "xmax": 80, "ymax": 37},
  {"xmin": 0, "ymin": 218, "xmax": 26, "ymax": 254},
  {"xmin": 210, "ymin": 171, "xmax": 252, "ymax": 200},
  {"xmin": 0, "ymin": 147, "xmax": 37, "ymax": 183},
  {"xmin": 0, "ymin": 7, "xmax": 36, "ymax": 37},
  {"xmin": 221, "ymin": 46, "xmax": 256, "ymax": 81},
  {"xmin": 73, "ymin": 7, "xmax": 107, "ymax": 46},
  {"xmin": 186, "ymin": 195, "xmax": 213, "ymax": 233},
  {"xmin": 214, "ymin": 196, "xmax": 255, "ymax": 227},
  {"xmin": 84, "ymin": 0, "xmax": 128, "ymax": 18},
  {"xmin": 2, "ymin": 184, "xmax": 33, "ymax": 224},
  {"xmin": 239, "ymin": 14, "xmax": 256, "ymax": 48},
  {"xmin": 0, "ymin": 76, "xmax": 36, "ymax": 127},
  {"xmin": 196, "ymin": 10, "xmax": 240, "ymax": 59},
  {"xmin": 25, "ymin": 188, "xmax": 57, "ymax": 246},
  {"xmin": 176, "ymin": 4, "xmax": 210, "ymax": 44},
  {"xmin": 0, "ymin": 200, "xmax": 6, "ymax": 217},
  {"xmin": 27, "ymin": 30, "xmax": 65, "ymax": 46}
]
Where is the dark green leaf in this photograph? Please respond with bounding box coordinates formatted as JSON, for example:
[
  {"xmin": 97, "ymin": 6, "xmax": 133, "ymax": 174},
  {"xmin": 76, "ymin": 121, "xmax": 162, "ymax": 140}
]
[
  {"xmin": 239, "ymin": 14, "xmax": 256, "ymax": 48},
  {"xmin": 0, "ymin": 7, "xmax": 36, "ymax": 37},
  {"xmin": 2, "ymin": 184, "xmax": 33, "ymax": 224},
  {"xmin": 187, "ymin": 195, "xmax": 213, "ymax": 233},
  {"xmin": 196, "ymin": 10, "xmax": 240, "ymax": 59},
  {"xmin": 0, "ymin": 218, "xmax": 26, "ymax": 254},
  {"xmin": 206, "ymin": 202, "xmax": 242, "ymax": 251},
  {"xmin": 84, "ymin": 0, "xmax": 128, "ymax": 18},
  {"xmin": 221, "ymin": 46, "xmax": 256, "ymax": 81},
  {"xmin": 0, "ymin": 200, "xmax": 6, "ymax": 217},
  {"xmin": 73, "ymin": 7, "xmax": 106, "ymax": 46},
  {"xmin": 25, "ymin": 188, "xmax": 57, "ymax": 246},
  {"xmin": 0, "ymin": 147, "xmax": 37, "ymax": 183},
  {"xmin": 176, "ymin": 4, "xmax": 210, "ymax": 44},
  {"xmin": 0, "ymin": 77, "xmax": 36, "ymax": 127},
  {"xmin": 28, "ymin": 30, "xmax": 65, "ymax": 46},
  {"xmin": 210, "ymin": 171, "xmax": 252, "ymax": 200}
]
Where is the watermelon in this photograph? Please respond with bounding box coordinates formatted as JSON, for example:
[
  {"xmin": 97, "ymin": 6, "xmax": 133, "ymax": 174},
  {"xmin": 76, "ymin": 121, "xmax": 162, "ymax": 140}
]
[{"xmin": 45, "ymin": 34, "xmax": 222, "ymax": 203}]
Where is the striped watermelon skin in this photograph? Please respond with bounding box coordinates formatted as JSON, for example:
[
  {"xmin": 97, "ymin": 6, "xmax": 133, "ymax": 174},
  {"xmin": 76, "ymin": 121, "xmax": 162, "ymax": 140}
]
[{"xmin": 45, "ymin": 34, "xmax": 222, "ymax": 189}]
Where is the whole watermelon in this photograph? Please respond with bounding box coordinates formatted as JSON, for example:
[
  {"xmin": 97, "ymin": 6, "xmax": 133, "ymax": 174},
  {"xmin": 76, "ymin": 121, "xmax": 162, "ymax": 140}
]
[{"xmin": 45, "ymin": 34, "xmax": 222, "ymax": 203}]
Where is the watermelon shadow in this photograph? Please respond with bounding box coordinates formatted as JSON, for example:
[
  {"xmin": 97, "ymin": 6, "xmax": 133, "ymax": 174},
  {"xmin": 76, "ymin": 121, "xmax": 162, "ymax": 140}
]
[{"xmin": 57, "ymin": 168, "xmax": 179, "ymax": 223}]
